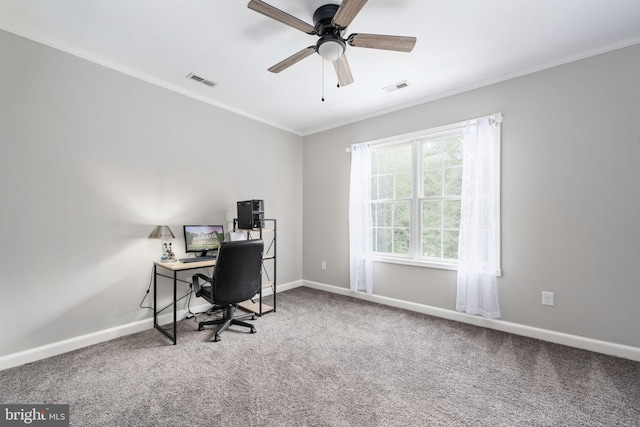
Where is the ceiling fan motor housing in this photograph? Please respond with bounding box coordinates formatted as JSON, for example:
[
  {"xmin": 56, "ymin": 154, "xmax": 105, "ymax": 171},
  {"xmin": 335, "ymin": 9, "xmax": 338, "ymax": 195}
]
[
  {"xmin": 314, "ymin": 4, "xmax": 346, "ymax": 60},
  {"xmin": 313, "ymin": 4, "xmax": 342, "ymax": 35}
]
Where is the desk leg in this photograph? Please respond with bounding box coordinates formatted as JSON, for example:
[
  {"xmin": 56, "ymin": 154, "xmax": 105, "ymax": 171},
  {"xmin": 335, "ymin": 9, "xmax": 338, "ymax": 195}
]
[
  {"xmin": 172, "ymin": 271, "xmax": 177, "ymax": 345},
  {"xmin": 153, "ymin": 265, "xmax": 178, "ymax": 345},
  {"xmin": 153, "ymin": 265, "xmax": 158, "ymax": 329}
]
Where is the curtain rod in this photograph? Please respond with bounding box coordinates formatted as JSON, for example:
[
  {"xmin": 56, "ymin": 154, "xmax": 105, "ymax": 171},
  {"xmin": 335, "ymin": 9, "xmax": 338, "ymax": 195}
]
[{"xmin": 345, "ymin": 112, "xmax": 503, "ymax": 153}]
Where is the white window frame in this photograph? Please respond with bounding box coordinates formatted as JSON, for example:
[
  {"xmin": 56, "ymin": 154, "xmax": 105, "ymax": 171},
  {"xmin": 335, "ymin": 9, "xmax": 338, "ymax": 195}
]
[{"xmin": 365, "ymin": 116, "xmax": 501, "ymax": 272}]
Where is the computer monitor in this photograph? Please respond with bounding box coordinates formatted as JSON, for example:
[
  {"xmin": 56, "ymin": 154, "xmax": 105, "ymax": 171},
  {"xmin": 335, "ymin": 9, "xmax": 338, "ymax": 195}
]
[{"xmin": 183, "ymin": 225, "xmax": 224, "ymax": 257}]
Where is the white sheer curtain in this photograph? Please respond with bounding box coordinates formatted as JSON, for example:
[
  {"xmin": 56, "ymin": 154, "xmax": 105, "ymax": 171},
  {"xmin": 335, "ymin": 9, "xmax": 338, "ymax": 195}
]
[
  {"xmin": 349, "ymin": 142, "xmax": 373, "ymax": 293},
  {"xmin": 456, "ymin": 115, "xmax": 501, "ymax": 318}
]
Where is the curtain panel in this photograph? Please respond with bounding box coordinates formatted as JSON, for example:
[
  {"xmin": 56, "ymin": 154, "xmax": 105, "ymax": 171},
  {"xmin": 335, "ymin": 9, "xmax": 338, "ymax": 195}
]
[
  {"xmin": 348, "ymin": 142, "xmax": 373, "ymax": 293},
  {"xmin": 456, "ymin": 115, "xmax": 501, "ymax": 318}
]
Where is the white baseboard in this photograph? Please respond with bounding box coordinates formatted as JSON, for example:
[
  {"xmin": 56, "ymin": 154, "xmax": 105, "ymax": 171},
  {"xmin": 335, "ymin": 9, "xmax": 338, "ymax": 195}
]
[
  {"xmin": 263, "ymin": 279, "xmax": 303, "ymax": 296},
  {"xmin": 0, "ymin": 319, "xmax": 151, "ymax": 372},
  {"xmin": 0, "ymin": 280, "xmax": 303, "ymax": 371},
  {"xmin": 6, "ymin": 278, "xmax": 634, "ymax": 371},
  {"xmin": 302, "ymin": 280, "xmax": 640, "ymax": 362}
]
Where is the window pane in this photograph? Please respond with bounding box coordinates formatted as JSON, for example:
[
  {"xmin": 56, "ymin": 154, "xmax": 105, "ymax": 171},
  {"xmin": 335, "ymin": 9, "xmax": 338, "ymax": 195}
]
[
  {"xmin": 443, "ymin": 199, "xmax": 461, "ymax": 229},
  {"xmin": 423, "ymin": 170, "xmax": 442, "ymax": 197},
  {"xmin": 443, "ymin": 167, "xmax": 462, "ymax": 196},
  {"xmin": 422, "ymin": 140, "xmax": 442, "ymax": 170},
  {"xmin": 376, "ymin": 228, "xmax": 392, "ymax": 253},
  {"xmin": 443, "ymin": 230, "xmax": 459, "ymax": 259},
  {"xmin": 444, "ymin": 136, "xmax": 463, "ymax": 167},
  {"xmin": 395, "ymin": 173, "xmax": 412, "ymax": 198},
  {"xmin": 370, "ymin": 176, "xmax": 378, "ymax": 200},
  {"xmin": 370, "ymin": 151, "xmax": 377, "ymax": 176},
  {"xmin": 375, "ymin": 203, "xmax": 392, "ymax": 227},
  {"xmin": 371, "ymin": 228, "xmax": 377, "ymax": 251},
  {"xmin": 378, "ymin": 149, "xmax": 395, "ymax": 173},
  {"xmin": 379, "ymin": 175, "xmax": 393, "ymax": 199},
  {"xmin": 395, "ymin": 201, "xmax": 410, "ymax": 228},
  {"xmin": 394, "ymin": 144, "xmax": 412, "ymax": 172},
  {"xmin": 422, "ymin": 200, "xmax": 441, "ymax": 229},
  {"xmin": 422, "ymin": 230, "xmax": 441, "ymax": 258},
  {"xmin": 370, "ymin": 203, "xmax": 377, "ymax": 227},
  {"xmin": 394, "ymin": 228, "xmax": 410, "ymax": 254}
]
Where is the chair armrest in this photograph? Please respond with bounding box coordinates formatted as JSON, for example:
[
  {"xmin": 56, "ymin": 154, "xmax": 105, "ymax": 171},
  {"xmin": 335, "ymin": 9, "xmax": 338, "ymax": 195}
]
[{"xmin": 192, "ymin": 273, "xmax": 214, "ymax": 297}]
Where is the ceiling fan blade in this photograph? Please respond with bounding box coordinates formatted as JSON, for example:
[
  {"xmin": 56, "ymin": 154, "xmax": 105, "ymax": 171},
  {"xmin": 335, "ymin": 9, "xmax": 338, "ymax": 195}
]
[
  {"xmin": 333, "ymin": 55, "xmax": 354, "ymax": 87},
  {"xmin": 348, "ymin": 33, "xmax": 417, "ymax": 52},
  {"xmin": 248, "ymin": 0, "xmax": 316, "ymax": 34},
  {"xmin": 332, "ymin": 0, "xmax": 368, "ymax": 29},
  {"xmin": 268, "ymin": 46, "xmax": 316, "ymax": 73}
]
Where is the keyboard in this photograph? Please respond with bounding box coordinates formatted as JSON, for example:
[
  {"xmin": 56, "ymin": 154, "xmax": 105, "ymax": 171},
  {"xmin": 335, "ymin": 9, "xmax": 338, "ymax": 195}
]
[{"xmin": 179, "ymin": 256, "xmax": 216, "ymax": 263}]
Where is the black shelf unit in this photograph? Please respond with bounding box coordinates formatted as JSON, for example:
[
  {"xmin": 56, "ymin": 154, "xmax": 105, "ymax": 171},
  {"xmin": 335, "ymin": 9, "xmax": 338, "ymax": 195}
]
[{"xmin": 233, "ymin": 218, "xmax": 276, "ymax": 316}]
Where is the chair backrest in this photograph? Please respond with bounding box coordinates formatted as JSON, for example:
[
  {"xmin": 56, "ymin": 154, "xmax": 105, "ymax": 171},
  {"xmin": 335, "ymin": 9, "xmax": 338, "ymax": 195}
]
[{"xmin": 212, "ymin": 239, "xmax": 264, "ymax": 305}]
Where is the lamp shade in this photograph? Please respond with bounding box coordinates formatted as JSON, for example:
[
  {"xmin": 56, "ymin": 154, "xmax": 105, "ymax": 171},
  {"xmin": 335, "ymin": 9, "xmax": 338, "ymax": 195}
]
[{"xmin": 148, "ymin": 225, "xmax": 175, "ymax": 239}]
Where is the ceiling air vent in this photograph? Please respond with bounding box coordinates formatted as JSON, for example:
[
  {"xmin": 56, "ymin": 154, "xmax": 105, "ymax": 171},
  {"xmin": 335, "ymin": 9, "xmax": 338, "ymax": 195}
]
[
  {"xmin": 383, "ymin": 80, "xmax": 410, "ymax": 93},
  {"xmin": 186, "ymin": 73, "xmax": 217, "ymax": 88}
]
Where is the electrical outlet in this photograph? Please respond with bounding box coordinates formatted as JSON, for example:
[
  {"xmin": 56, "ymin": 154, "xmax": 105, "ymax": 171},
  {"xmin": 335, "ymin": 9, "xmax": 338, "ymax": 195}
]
[
  {"xmin": 321, "ymin": 261, "xmax": 327, "ymax": 270},
  {"xmin": 542, "ymin": 291, "xmax": 554, "ymax": 306}
]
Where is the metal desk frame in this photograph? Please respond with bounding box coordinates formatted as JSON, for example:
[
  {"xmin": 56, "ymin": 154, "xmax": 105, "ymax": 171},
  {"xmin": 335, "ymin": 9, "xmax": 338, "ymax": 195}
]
[{"xmin": 153, "ymin": 259, "xmax": 216, "ymax": 344}]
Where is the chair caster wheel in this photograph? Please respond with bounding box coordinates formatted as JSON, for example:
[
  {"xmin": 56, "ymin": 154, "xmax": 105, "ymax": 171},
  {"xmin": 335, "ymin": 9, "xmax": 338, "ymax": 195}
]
[
  {"xmin": 250, "ymin": 328, "xmax": 257, "ymax": 334},
  {"xmin": 214, "ymin": 336, "xmax": 221, "ymax": 342},
  {"xmin": 198, "ymin": 326, "xmax": 203, "ymax": 331}
]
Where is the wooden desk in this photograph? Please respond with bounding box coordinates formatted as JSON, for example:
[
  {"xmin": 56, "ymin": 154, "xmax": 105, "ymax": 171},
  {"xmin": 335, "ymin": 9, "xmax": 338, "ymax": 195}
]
[
  {"xmin": 153, "ymin": 256, "xmax": 273, "ymax": 344},
  {"xmin": 153, "ymin": 259, "xmax": 215, "ymax": 344}
]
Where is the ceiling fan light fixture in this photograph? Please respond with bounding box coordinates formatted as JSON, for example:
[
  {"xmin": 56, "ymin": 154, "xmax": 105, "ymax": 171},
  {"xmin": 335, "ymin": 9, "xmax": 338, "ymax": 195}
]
[{"xmin": 317, "ymin": 36, "xmax": 346, "ymax": 61}]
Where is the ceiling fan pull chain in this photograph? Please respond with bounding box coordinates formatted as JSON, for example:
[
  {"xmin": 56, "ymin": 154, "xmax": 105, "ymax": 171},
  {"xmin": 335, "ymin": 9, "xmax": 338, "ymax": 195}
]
[
  {"xmin": 336, "ymin": 51, "xmax": 341, "ymax": 88},
  {"xmin": 321, "ymin": 58, "xmax": 325, "ymax": 102}
]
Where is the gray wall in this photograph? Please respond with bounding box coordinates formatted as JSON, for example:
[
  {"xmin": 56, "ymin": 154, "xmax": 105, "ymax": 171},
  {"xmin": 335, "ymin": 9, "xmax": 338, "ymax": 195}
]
[
  {"xmin": 303, "ymin": 43, "xmax": 640, "ymax": 349},
  {"xmin": 0, "ymin": 29, "xmax": 303, "ymax": 358},
  {"xmin": 2, "ymin": 25, "xmax": 639, "ymax": 360}
]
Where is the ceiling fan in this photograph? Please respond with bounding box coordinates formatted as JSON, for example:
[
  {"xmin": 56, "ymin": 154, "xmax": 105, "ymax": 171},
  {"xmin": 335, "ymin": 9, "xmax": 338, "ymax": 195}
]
[{"xmin": 247, "ymin": 0, "xmax": 417, "ymax": 87}]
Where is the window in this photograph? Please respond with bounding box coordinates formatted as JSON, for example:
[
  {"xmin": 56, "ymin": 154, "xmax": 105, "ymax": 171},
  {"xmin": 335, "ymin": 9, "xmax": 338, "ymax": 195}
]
[
  {"xmin": 421, "ymin": 131, "xmax": 463, "ymax": 260},
  {"xmin": 370, "ymin": 143, "xmax": 412, "ymax": 255},
  {"xmin": 368, "ymin": 118, "xmax": 500, "ymax": 269}
]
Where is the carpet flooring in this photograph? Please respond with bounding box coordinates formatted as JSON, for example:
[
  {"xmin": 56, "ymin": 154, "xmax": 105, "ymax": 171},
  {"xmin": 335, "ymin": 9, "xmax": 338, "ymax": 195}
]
[{"xmin": 1, "ymin": 287, "xmax": 639, "ymax": 426}]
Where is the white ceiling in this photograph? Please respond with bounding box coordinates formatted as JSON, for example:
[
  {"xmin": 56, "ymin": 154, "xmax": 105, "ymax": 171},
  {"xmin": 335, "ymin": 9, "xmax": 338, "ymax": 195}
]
[{"xmin": 2, "ymin": 0, "xmax": 640, "ymax": 135}]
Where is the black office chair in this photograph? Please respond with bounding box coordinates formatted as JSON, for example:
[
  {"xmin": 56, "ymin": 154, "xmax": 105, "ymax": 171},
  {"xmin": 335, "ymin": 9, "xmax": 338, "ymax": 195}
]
[{"xmin": 192, "ymin": 239, "xmax": 263, "ymax": 342}]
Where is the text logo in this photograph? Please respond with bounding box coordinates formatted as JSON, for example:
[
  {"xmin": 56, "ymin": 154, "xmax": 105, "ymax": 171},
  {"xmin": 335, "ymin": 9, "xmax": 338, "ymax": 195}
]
[{"xmin": 1, "ymin": 405, "xmax": 69, "ymax": 426}]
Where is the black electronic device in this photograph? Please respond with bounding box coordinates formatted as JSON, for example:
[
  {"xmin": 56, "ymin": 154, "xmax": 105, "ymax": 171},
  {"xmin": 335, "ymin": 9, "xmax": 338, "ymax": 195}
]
[
  {"xmin": 237, "ymin": 199, "xmax": 264, "ymax": 229},
  {"xmin": 183, "ymin": 225, "xmax": 224, "ymax": 257}
]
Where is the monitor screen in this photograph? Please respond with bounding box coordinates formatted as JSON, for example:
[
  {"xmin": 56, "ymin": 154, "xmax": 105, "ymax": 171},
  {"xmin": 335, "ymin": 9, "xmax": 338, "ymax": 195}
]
[{"xmin": 183, "ymin": 225, "xmax": 224, "ymax": 256}]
